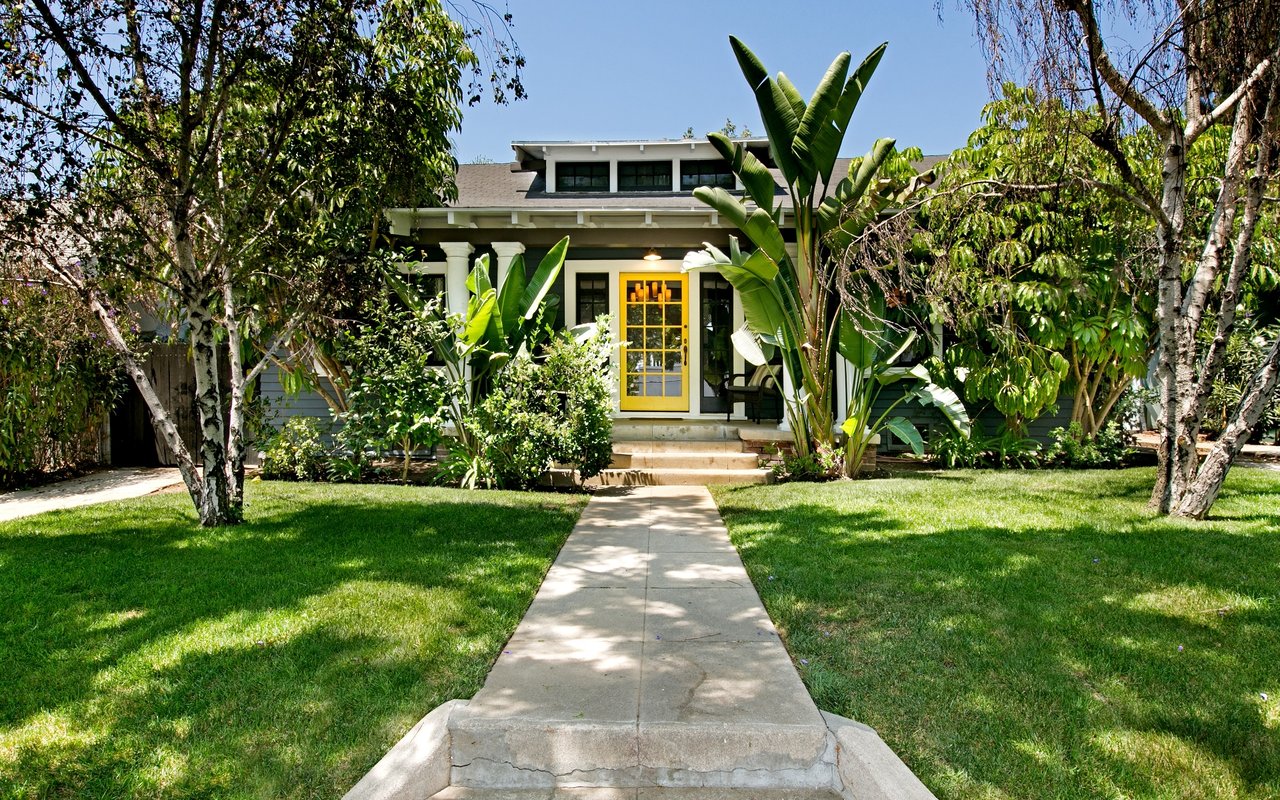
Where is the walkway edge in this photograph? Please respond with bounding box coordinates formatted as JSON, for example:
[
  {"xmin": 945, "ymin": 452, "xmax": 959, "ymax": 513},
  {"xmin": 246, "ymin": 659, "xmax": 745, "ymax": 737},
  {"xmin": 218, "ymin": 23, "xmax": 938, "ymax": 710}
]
[
  {"xmin": 823, "ymin": 711, "xmax": 938, "ymax": 800},
  {"xmin": 344, "ymin": 699, "xmax": 468, "ymax": 800}
]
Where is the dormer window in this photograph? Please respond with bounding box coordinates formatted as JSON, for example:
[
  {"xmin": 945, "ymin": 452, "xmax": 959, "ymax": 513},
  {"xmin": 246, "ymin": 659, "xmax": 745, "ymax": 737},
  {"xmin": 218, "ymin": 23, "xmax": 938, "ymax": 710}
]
[
  {"xmin": 681, "ymin": 159, "xmax": 735, "ymax": 190},
  {"xmin": 618, "ymin": 161, "xmax": 672, "ymax": 192},
  {"xmin": 556, "ymin": 162, "xmax": 608, "ymax": 192}
]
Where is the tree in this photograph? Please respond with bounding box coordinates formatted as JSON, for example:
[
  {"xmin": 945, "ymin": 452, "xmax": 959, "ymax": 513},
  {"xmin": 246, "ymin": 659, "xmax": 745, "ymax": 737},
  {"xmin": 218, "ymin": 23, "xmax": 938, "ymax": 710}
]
[
  {"xmin": 684, "ymin": 37, "xmax": 934, "ymax": 457},
  {"xmin": 335, "ymin": 296, "xmax": 454, "ymax": 481},
  {"xmin": 959, "ymin": 0, "xmax": 1280, "ymax": 517},
  {"xmin": 923, "ymin": 84, "xmax": 1157, "ymax": 436},
  {"xmin": 0, "ymin": 0, "xmax": 523, "ymax": 525}
]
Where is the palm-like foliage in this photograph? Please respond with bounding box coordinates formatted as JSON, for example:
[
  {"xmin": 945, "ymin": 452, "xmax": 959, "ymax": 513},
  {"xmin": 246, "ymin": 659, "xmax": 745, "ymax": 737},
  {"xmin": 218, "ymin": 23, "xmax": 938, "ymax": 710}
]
[{"xmin": 683, "ymin": 37, "xmax": 933, "ymax": 454}]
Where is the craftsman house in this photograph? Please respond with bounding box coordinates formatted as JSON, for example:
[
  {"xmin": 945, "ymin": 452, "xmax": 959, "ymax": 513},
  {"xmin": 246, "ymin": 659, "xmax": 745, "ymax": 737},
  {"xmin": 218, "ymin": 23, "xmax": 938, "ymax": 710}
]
[
  {"xmin": 258, "ymin": 137, "xmax": 1072, "ymax": 476},
  {"xmin": 376, "ymin": 138, "xmax": 946, "ymax": 426}
]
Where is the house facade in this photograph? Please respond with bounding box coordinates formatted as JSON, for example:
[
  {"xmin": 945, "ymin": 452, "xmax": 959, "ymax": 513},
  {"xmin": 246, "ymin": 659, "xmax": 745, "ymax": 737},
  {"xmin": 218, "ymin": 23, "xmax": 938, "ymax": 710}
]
[
  {"xmin": 383, "ymin": 137, "xmax": 778, "ymax": 423},
  {"xmin": 259, "ymin": 137, "xmax": 1072, "ymax": 450}
]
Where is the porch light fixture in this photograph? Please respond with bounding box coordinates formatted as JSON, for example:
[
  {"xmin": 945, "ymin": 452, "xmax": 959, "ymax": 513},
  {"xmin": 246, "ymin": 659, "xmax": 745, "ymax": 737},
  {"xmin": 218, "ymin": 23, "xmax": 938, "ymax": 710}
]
[{"xmin": 643, "ymin": 248, "xmax": 662, "ymax": 262}]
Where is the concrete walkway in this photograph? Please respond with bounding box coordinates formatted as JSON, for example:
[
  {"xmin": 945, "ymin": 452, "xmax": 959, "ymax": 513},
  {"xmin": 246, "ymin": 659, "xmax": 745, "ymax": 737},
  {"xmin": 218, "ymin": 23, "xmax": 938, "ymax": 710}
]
[
  {"xmin": 0, "ymin": 467, "xmax": 183, "ymax": 522},
  {"xmin": 348, "ymin": 486, "xmax": 935, "ymax": 799}
]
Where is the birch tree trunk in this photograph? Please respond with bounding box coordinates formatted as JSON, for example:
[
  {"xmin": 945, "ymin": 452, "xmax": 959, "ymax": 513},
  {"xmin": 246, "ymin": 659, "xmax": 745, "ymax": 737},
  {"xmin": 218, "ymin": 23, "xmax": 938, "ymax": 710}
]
[
  {"xmin": 1149, "ymin": 132, "xmax": 1189, "ymax": 514},
  {"xmin": 86, "ymin": 292, "xmax": 204, "ymax": 502},
  {"xmin": 1177, "ymin": 338, "xmax": 1280, "ymax": 517}
]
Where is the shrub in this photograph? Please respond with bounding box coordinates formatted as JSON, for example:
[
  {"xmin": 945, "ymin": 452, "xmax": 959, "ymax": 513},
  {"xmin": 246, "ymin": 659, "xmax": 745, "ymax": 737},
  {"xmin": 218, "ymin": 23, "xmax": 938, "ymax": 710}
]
[
  {"xmin": 0, "ymin": 282, "xmax": 121, "ymax": 488},
  {"xmin": 771, "ymin": 442, "xmax": 843, "ymax": 482},
  {"xmin": 261, "ymin": 418, "xmax": 328, "ymax": 481},
  {"xmin": 451, "ymin": 325, "xmax": 614, "ymax": 489},
  {"xmin": 929, "ymin": 422, "xmax": 1042, "ymax": 469},
  {"xmin": 931, "ymin": 425, "xmax": 989, "ymax": 469},
  {"xmin": 1045, "ymin": 421, "xmax": 1131, "ymax": 468}
]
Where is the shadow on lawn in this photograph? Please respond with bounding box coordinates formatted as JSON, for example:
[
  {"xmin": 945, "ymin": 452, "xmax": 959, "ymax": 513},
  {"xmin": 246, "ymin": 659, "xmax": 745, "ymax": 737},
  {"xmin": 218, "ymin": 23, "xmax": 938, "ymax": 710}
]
[
  {"xmin": 716, "ymin": 474, "xmax": 1280, "ymax": 799},
  {"xmin": 0, "ymin": 488, "xmax": 582, "ymax": 798}
]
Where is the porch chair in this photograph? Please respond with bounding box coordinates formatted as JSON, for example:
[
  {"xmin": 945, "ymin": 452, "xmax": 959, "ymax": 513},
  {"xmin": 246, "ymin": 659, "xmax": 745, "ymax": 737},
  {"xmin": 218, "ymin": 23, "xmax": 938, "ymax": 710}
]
[{"xmin": 720, "ymin": 364, "xmax": 783, "ymax": 423}]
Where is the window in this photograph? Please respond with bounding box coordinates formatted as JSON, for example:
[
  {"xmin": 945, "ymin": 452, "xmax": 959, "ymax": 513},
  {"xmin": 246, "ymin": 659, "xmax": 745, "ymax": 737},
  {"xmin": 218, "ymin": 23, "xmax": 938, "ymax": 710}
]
[
  {"xmin": 401, "ymin": 272, "xmax": 446, "ymax": 303},
  {"xmin": 618, "ymin": 161, "xmax": 672, "ymax": 192},
  {"xmin": 555, "ymin": 162, "xmax": 608, "ymax": 192},
  {"xmin": 576, "ymin": 273, "xmax": 609, "ymax": 323},
  {"xmin": 681, "ymin": 159, "xmax": 735, "ymax": 191}
]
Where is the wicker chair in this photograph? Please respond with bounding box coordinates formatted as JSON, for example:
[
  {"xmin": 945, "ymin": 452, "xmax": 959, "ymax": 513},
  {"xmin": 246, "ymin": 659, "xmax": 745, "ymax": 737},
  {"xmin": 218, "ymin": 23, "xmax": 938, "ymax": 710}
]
[{"xmin": 720, "ymin": 365, "xmax": 783, "ymax": 423}]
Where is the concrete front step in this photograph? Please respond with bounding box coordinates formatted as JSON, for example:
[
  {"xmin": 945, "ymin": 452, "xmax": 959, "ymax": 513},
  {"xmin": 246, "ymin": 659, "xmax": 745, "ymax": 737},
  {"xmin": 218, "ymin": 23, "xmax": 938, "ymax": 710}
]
[
  {"xmin": 612, "ymin": 440, "xmax": 746, "ymax": 454},
  {"xmin": 592, "ymin": 468, "xmax": 772, "ymax": 486},
  {"xmin": 610, "ymin": 452, "xmax": 760, "ymax": 470},
  {"xmin": 432, "ymin": 787, "xmax": 841, "ymax": 799},
  {"xmin": 612, "ymin": 421, "xmax": 740, "ymax": 442}
]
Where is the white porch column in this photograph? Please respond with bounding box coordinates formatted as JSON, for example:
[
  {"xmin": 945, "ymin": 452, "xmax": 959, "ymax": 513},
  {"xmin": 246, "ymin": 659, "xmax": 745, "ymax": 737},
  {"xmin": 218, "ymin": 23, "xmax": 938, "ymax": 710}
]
[
  {"xmin": 491, "ymin": 241, "xmax": 526, "ymax": 288},
  {"xmin": 440, "ymin": 242, "xmax": 474, "ymax": 315}
]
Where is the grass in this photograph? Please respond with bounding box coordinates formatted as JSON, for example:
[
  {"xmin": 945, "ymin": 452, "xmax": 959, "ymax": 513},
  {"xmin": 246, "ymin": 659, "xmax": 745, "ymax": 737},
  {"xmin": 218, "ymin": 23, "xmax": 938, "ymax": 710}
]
[
  {"xmin": 0, "ymin": 480, "xmax": 586, "ymax": 799},
  {"xmin": 711, "ymin": 468, "xmax": 1280, "ymax": 800}
]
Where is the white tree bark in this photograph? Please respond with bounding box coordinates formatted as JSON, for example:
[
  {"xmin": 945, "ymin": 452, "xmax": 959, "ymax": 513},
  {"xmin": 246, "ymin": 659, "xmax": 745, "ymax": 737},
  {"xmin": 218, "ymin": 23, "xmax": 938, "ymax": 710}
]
[{"xmin": 1177, "ymin": 338, "xmax": 1280, "ymax": 518}]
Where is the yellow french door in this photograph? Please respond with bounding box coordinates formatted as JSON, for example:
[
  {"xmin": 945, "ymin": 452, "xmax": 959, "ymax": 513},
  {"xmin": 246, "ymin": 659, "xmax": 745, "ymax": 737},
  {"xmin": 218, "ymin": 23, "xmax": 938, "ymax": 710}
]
[{"xmin": 620, "ymin": 273, "xmax": 688, "ymax": 412}]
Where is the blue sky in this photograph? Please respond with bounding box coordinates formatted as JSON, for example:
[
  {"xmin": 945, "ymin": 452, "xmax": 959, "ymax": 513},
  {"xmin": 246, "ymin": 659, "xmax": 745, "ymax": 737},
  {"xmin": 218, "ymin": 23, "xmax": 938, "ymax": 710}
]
[{"xmin": 453, "ymin": 1, "xmax": 993, "ymax": 163}]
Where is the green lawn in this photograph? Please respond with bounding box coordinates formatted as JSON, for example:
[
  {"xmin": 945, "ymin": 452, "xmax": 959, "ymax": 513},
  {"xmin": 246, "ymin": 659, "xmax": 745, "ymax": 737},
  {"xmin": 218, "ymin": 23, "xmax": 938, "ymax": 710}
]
[
  {"xmin": 0, "ymin": 481, "xmax": 586, "ymax": 799},
  {"xmin": 712, "ymin": 468, "xmax": 1280, "ymax": 800}
]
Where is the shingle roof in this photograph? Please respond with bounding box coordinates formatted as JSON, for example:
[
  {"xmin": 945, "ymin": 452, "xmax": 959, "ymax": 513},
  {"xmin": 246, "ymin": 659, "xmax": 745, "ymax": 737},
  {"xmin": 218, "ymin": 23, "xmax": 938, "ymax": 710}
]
[{"xmin": 449, "ymin": 155, "xmax": 949, "ymax": 211}]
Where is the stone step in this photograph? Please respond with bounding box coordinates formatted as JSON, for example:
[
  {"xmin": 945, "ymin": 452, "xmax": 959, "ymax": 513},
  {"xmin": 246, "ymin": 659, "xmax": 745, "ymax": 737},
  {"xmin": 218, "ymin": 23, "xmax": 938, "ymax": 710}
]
[
  {"xmin": 612, "ymin": 441, "xmax": 745, "ymax": 454},
  {"xmin": 591, "ymin": 468, "xmax": 772, "ymax": 486},
  {"xmin": 610, "ymin": 452, "xmax": 760, "ymax": 470},
  {"xmin": 612, "ymin": 421, "xmax": 740, "ymax": 442},
  {"xmin": 432, "ymin": 787, "xmax": 841, "ymax": 799},
  {"xmin": 449, "ymin": 716, "xmax": 834, "ymax": 791}
]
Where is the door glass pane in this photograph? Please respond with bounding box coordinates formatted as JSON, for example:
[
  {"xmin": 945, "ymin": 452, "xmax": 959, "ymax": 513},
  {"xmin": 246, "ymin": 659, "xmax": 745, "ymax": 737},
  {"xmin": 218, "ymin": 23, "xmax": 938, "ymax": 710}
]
[{"xmin": 700, "ymin": 276, "xmax": 733, "ymax": 414}]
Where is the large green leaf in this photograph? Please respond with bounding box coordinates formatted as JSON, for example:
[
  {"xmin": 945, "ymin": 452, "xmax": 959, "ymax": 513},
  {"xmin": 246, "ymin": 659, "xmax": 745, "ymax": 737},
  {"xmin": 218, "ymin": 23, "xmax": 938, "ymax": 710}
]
[
  {"xmin": 816, "ymin": 138, "xmax": 895, "ymax": 237},
  {"xmin": 461, "ymin": 289, "xmax": 496, "ymax": 350},
  {"xmin": 792, "ymin": 51, "xmax": 850, "ymax": 174},
  {"xmin": 731, "ymin": 323, "xmax": 775, "ymax": 366},
  {"xmin": 497, "ymin": 252, "xmax": 528, "ymax": 333},
  {"xmin": 810, "ymin": 43, "xmax": 886, "ymax": 186},
  {"xmin": 776, "ymin": 73, "xmax": 807, "ymax": 127},
  {"xmin": 730, "ymin": 36, "xmax": 802, "ymax": 183},
  {"xmin": 883, "ymin": 330, "xmax": 918, "ymax": 367},
  {"xmin": 518, "ymin": 236, "xmax": 569, "ymax": 320},
  {"xmin": 466, "ymin": 254, "xmax": 492, "ymax": 296},
  {"xmin": 913, "ymin": 381, "xmax": 972, "ymax": 437},
  {"xmin": 882, "ymin": 416, "xmax": 925, "ymax": 455},
  {"xmin": 683, "ymin": 240, "xmax": 789, "ymax": 347},
  {"xmin": 836, "ymin": 309, "xmax": 877, "ymax": 370},
  {"xmin": 707, "ymin": 133, "xmax": 778, "ymax": 214},
  {"xmin": 693, "ymin": 186, "xmax": 750, "ymax": 230},
  {"xmin": 743, "ymin": 208, "xmax": 788, "ymax": 267}
]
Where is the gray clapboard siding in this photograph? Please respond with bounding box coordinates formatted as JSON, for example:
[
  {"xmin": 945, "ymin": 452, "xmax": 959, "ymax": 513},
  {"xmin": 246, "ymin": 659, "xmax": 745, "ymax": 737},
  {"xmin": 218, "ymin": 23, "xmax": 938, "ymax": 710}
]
[{"xmin": 259, "ymin": 366, "xmax": 338, "ymax": 438}]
